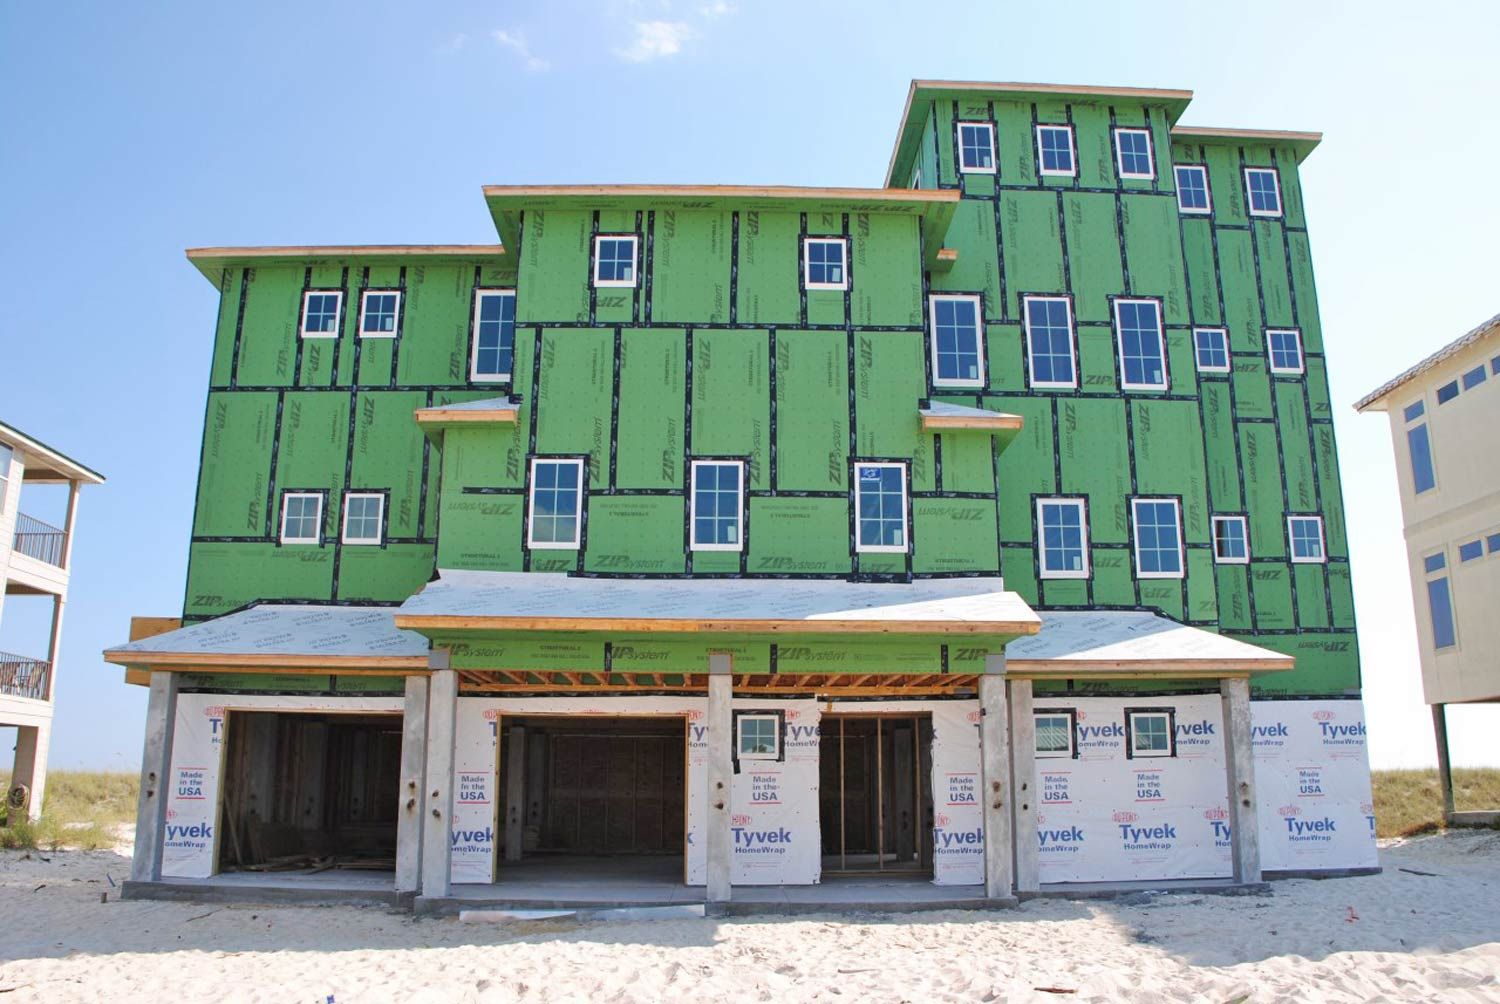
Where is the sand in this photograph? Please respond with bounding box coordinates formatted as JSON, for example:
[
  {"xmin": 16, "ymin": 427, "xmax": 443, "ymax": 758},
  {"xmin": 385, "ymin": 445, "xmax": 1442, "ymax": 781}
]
[{"xmin": 0, "ymin": 832, "xmax": 1496, "ymax": 1003}]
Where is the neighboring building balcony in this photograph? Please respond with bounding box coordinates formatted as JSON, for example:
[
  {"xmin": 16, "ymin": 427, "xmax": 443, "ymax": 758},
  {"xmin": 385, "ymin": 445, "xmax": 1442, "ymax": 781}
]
[
  {"xmin": 6, "ymin": 512, "xmax": 71, "ymax": 595},
  {"xmin": 0, "ymin": 652, "xmax": 51, "ymax": 702}
]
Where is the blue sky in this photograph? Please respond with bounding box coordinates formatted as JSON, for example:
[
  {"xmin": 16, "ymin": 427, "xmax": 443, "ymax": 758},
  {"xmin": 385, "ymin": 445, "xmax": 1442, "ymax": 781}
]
[{"xmin": 2, "ymin": 0, "xmax": 1497, "ymax": 771}]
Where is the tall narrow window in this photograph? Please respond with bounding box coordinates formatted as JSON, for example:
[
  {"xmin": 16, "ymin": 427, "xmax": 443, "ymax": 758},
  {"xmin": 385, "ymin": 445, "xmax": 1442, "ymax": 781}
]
[
  {"xmin": 593, "ymin": 235, "xmax": 638, "ymax": 287},
  {"xmin": 1131, "ymin": 498, "xmax": 1183, "ymax": 579},
  {"xmin": 341, "ymin": 493, "xmax": 385, "ymax": 545},
  {"xmin": 1267, "ymin": 329, "xmax": 1304, "ymax": 374},
  {"xmin": 528, "ymin": 458, "xmax": 585, "ymax": 549},
  {"xmin": 470, "ymin": 289, "xmax": 516, "ymax": 382},
  {"xmin": 1424, "ymin": 551, "xmax": 1457, "ymax": 650},
  {"xmin": 1288, "ymin": 516, "xmax": 1326, "ymax": 563},
  {"xmin": 1036, "ymin": 125, "xmax": 1076, "ymax": 177},
  {"xmin": 279, "ymin": 492, "xmax": 324, "ymax": 545},
  {"xmin": 1194, "ymin": 328, "xmax": 1230, "ymax": 373},
  {"xmin": 1023, "ymin": 296, "xmax": 1076, "ymax": 389},
  {"xmin": 854, "ymin": 462, "xmax": 907, "ymax": 553},
  {"xmin": 1404, "ymin": 399, "xmax": 1437, "ymax": 495},
  {"xmin": 1113, "ymin": 128, "xmax": 1154, "ymax": 179},
  {"xmin": 300, "ymin": 291, "xmax": 342, "ymax": 338},
  {"xmin": 957, "ymin": 122, "xmax": 996, "ymax": 173},
  {"xmin": 0, "ymin": 443, "xmax": 13, "ymax": 509},
  {"xmin": 690, "ymin": 461, "xmax": 744, "ymax": 551},
  {"xmin": 1115, "ymin": 299, "xmax": 1167, "ymax": 390},
  {"xmin": 359, "ymin": 290, "xmax": 401, "ymax": 337},
  {"xmin": 1245, "ymin": 168, "xmax": 1282, "ymax": 217},
  {"xmin": 803, "ymin": 238, "xmax": 848, "ymax": 290},
  {"xmin": 1212, "ymin": 515, "xmax": 1249, "ymax": 564},
  {"xmin": 929, "ymin": 294, "xmax": 985, "ymax": 387},
  {"xmin": 1175, "ymin": 165, "xmax": 1212, "ymax": 213},
  {"xmin": 1037, "ymin": 498, "xmax": 1089, "ymax": 579}
]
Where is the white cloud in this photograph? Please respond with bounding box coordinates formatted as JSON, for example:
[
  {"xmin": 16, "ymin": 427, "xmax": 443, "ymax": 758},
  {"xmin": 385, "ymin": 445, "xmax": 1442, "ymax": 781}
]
[
  {"xmin": 616, "ymin": 20, "xmax": 694, "ymax": 62},
  {"xmin": 491, "ymin": 29, "xmax": 549, "ymax": 72},
  {"xmin": 699, "ymin": 1, "xmax": 735, "ymax": 16}
]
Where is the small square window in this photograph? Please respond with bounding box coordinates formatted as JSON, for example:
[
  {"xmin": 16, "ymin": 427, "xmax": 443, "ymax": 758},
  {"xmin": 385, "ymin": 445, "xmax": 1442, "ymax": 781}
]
[
  {"xmin": 1036, "ymin": 125, "xmax": 1076, "ymax": 177},
  {"xmin": 1194, "ymin": 328, "xmax": 1230, "ymax": 373},
  {"xmin": 854, "ymin": 463, "xmax": 908, "ymax": 553},
  {"xmin": 1459, "ymin": 539, "xmax": 1484, "ymax": 562},
  {"xmin": 690, "ymin": 461, "xmax": 744, "ymax": 551},
  {"xmin": 736, "ymin": 713, "xmax": 781, "ymax": 760},
  {"xmin": 1487, "ymin": 533, "xmax": 1500, "ymax": 554},
  {"xmin": 359, "ymin": 291, "xmax": 400, "ymax": 337},
  {"xmin": 1288, "ymin": 516, "xmax": 1326, "ymax": 563},
  {"xmin": 593, "ymin": 235, "xmax": 638, "ymax": 287},
  {"xmin": 1115, "ymin": 299, "xmax": 1167, "ymax": 390},
  {"xmin": 1037, "ymin": 498, "xmax": 1089, "ymax": 579},
  {"xmin": 804, "ymin": 238, "xmax": 848, "ymax": 290},
  {"xmin": 280, "ymin": 492, "xmax": 324, "ymax": 545},
  {"xmin": 1131, "ymin": 498, "xmax": 1183, "ymax": 578},
  {"xmin": 471, "ymin": 289, "xmax": 516, "ymax": 382},
  {"xmin": 1437, "ymin": 381, "xmax": 1460, "ymax": 404},
  {"xmin": 1213, "ymin": 516, "xmax": 1249, "ymax": 564},
  {"xmin": 1492, "ymin": 356, "xmax": 1500, "ymax": 376},
  {"xmin": 1462, "ymin": 365, "xmax": 1487, "ymax": 390},
  {"xmin": 929, "ymin": 294, "xmax": 985, "ymax": 387},
  {"xmin": 1023, "ymin": 296, "xmax": 1076, "ymax": 388},
  {"xmin": 1423, "ymin": 552, "xmax": 1446, "ymax": 574},
  {"xmin": 528, "ymin": 458, "xmax": 585, "ymax": 549},
  {"xmin": 1403, "ymin": 400, "xmax": 1426, "ymax": 423},
  {"xmin": 1126, "ymin": 710, "xmax": 1174, "ymax": 759},
  {"xmin": 1267, "ymin": 329, "xmax": 1304, "ymax": 374},
  {"xmin": 1034, "ymin": 711, "xmax": 1076, "ymax": 758},
  {"xmin": 1175, "ymin": 165, "xmax": 1212, "ymax": 213},
  {"xmin": 957, "ymin": 122, "xmax": 996, "ymax": 173},
  {"xmin": 300, "ymin": 291, "xmax": 342, "ymax": 338},
  {"xmin": 1113, "ymin": 128, "xmax": 1154, "ymax": 180},
  {"xmin": 342, "ymin": 493, "xmax": 385, "ymax": 545},
  {"xmin": 1245, "ymin": 168, "xmax": 1282, "ymax": 217}
]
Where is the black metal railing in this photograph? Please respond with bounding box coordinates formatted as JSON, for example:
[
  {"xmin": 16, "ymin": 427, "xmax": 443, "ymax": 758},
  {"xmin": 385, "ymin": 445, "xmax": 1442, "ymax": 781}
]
[
  {"xmin": 12, "ymin": 512, "xmax": 65, "ymax": 567},
  {"xmin": 0, "ymin": 653, "xmax": 50, "ymax": 701}
]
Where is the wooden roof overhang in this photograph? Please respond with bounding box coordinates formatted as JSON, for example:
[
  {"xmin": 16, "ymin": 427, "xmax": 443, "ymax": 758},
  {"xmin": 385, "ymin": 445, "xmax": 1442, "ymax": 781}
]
[{"xmin": 453, "ymin": 668, "xmax": 986, "ymax": 697}]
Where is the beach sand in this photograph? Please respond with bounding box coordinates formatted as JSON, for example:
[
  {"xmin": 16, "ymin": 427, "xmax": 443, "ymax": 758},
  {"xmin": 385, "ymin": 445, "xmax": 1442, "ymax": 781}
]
[{"xmin": 0, "ymin": 831, "xmax": 1495, "ymax": 1002}]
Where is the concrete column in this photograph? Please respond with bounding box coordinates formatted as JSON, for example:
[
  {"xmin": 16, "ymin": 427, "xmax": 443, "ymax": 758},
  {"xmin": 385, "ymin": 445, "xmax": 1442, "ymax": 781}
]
[
  {"xmin": 1220, "ymin": 676, "xmax": 1261, "ymax": 883},
  {"xmin": 395, "ymin": 674, "xmax": 429, "ymax": 894},
  {"xmin": 130, "ymin": 671, "xmax": 179, "ymax": 882},
  {"xmin": 503, "ymin": 725, "xmax": 525, "ymax": 862},
  {"xmin": 705, "ymin": 653, "xmax": 733, "ymax": 903},
  {"xmin": 11, "ymin": 721, "xmax": 52, "ymax": 821},
  {"xmin": 979, "ymin": 653, "xmax": 1013, "ymax": 900},
  {"xmin": 1432, "ymin": 704, "xmax": 1456, "ymax": 821},
  {"xmin": 1007, "ymin": 677, "xmax": 1039, "ymax": 894},
  {"xmin": 421, "ymin": 662, "xmax": 458, "ymax": 898}
]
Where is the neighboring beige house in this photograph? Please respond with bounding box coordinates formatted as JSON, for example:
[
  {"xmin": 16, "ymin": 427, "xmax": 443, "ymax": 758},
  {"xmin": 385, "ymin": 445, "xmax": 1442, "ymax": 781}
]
[
  {"xmin": 1357, "ymin": 311, "xmax": 1500, "ymax": 824},
  {"xmin": 0, "ymin": 421, "xmax": 103, "ymax": 821}
]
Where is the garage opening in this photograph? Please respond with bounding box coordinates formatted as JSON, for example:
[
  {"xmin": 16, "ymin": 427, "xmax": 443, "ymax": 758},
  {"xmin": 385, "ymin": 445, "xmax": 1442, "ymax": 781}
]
[
  {"xmin": 218, "ymin": 711, "xmax": 401, "ymax": 874},
  {"xmin": 820, "ymin": 714, "xmax": 934, "ymax": 875}
]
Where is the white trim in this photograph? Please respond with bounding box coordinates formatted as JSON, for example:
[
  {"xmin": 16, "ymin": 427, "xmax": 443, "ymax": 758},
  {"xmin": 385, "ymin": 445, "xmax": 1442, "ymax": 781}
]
[
  {"xmin": 853, "ymin": 462, "xmax": 909, "ymax": 554},
  {"xmin": 689, "ymin": 459, "xmax": 745, "ymax": 552},
  {"xmin": 1266, "ymin": 328, "xmax": 1305, "ymax": 375},
  {"xmin": 279, "ymin": 492, "xmax": 323, "ymax": 545},
  {"xmin": 1128, "ymin": 711, "xmax": 1173, "ymax": 758},
  {"xmin": 928, "ymin": 294, "xmax": 986, "ymax": 388},
  {"xmin": 1174, "ymin": 164, "xmax": 1213, "ymax": 214},
  {"xmin": 736, "ymin": 713, "xmax": 780, "ymax": 761},
  {"xmin": 469, "ymin": 288, "xmax": 516, "ymax": 383},
  {"xmin": 803, "ymin": 237, "xmax": 849, "ymax": 291},
  {"xmin": 1130, "ymin": 497, "xmax": 1184, "ymax": 579},
  {"xmin": 592, "ymin": 234, "xmax": 639, "ymax": 288},
  {"xmin": 1036, "ymin": 497, "xmax": 1090, "ymax": 579},
  {"xmin": 1193, "ymin": 327, "xmax": 1230, "ymax": 373},
  {"xmin": 358, "ymin": 289, "xmax": 401, "ymax": 338},
  {"xmin": 299, "ymin": 290, "xmax": 342, "ymax": 339},
  {"xmin": 956, "ymin": 121, "xmax": 997, "ymax": 174},
  {"xmin": 1212, "ymin": 515, "xmax": 1249, "ymax": 565},
  {"xmin": 1035, "ymin": 124, "xmax": 1076, "ymax": 178},
  {"xmin": 1112, "ymin": 127, "xmax": 1155, "ymax": 180},
  {"xmin": 1244, "ymin": 168, "xmax": 1283, "ymax": 217},
  {"xmin": 1033, "ymin": 712, "xmax": 1075, "ymax": 759},
  {"xmin": 341, "ymin": 492, "xmax": 385, "ymax": 545},
  {"xmin": 1023, "ymin": 295, "xmax": 1078, "ymax": 389},
  {"xmin": 1114, "ymin": 298, "xmax": 1168, "ymax": 391},
  {"xmin": 1287, "ymin": 515, "xmax": 1326, "ymax": 564},
  {"xmin": 527, "ymin": 457, "xmax": 585, "ymax": 550}
]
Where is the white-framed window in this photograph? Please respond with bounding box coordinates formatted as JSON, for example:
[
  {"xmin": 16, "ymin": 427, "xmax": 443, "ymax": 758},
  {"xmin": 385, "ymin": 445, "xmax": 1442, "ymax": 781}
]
[
  {"xmin": 1193, "ymin": 327, "xmax": 1230, "ymax": 373},
  {"xmin": 1114, "ymin": 298, "xmax": 1167, "ymax": 390},
  {"xmin": 1034, "ymin": 711, "xmax": 1076, "ymax": 758},
  {"xmin": 957, "ymin": 121, "xmax": 996, "ymax": 174},
  {"xmin": 1404, "ymin": 399, "xmax": 1437, "ymax": 495},
  {"xmin": 470, "ymin": 289, "xmax": 516, "ymax": 382},
  {"xmin": 341, "ymin": 492, "xmax": 385, "ymax": 545},
  {"xmin": 1126, "ymin": 710, "xmax": 1175, "ymax": 759},
  {"xmin": 854, "ymin": 462, "xmax": 908, "ymax": 553},
  {"xmin": 1212, "ymin": 515, "xmax": 1249, "ymax": 564},
  {"xmin": 300, "ymin": 290, "xmax": 343, "ymax": 338},
  {"xmin": 736, "ymin": 713, "xmax": 781, "ymax": 760},
  {"xmin": 1113, "ymin": 127, "xmax": 1154, "ymax": 179},
  {"xmin": 527, "ymin": 458, "xmax": 585, "ymax": 549},
  {"xmin": 1023, "ymin": 296, "xmax": 1076, "ymax": 389},
  {"xmin": 1131, "ymin": 498, "xmax": 1184, "ymax": 579},
  {"xmin": 359, "ymin": 290, "xmax": 401, "ymax": 337},
  {"xmin": 1437, "ymin": 379, "xmax": 1460, "ymax": 405},
  {"xmin": 1424, "ymin": 551, "xmax": 1457, "ymax": 650},
  {"xmin": 593, "ymin": 235, "xmax": 638, "ymax": 287},
  {"xmin": 1267, "ymin": 328, "xmax": 1304, "ymax": 374},
  {"xmin": 1036, "ymin": 124, "xmax": 1076, "ymax": 177},
  {"xmin": 1288, "ymin": 516, "xmax": 1325, "ymax": 564},
  {"xmin": 1459, "ymin": 539, "xmax": 1484, "ymax": 563},
  {"xmin": 803, "ymin": 237, "xmax": 848, "ymax": 290},
  {"xmin": 1462, "ymin": 364, "xmax": 1487, "ymax": 390},
  {"xmin": 929, "ymin": 294, "xmax": 985, "ymax": 387},
  {"xmin": 1175, "ymin": 165, "xmax": 1212, "ymax": 214},
  {"xmin": 690, "ymin": 460, "xmax": 744, "ymax": 552},
  {"xmin": 0, "ymin": 443, "xmax": 11, "ymax": 507},
  {"xmin": 279, "ymin": 492, "xmax": 324, "ymax": 545},
  {"xmin": 1037, "ymin": 498, "xmax": 1089, "ymax": 579},
  {"xmin": 1245, "ymin": 168, "xmax": 1282, "ymax": 217}
]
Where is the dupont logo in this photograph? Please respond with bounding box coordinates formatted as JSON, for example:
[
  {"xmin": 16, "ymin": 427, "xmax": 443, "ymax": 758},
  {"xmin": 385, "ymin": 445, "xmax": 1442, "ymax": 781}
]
[
  {"xmin": 1278, "ymin": 804, "xmax": 1302, "ymax": 818},
  {"xmin": 1111, "ymin": 810, "xmax": 1139, "ymax": 824},
  {"xmin": 966, "ymin": 711, "xmax": 981, "ymax": 725},
  {"xmin": 934, "ymin": 813, "xmax": 952, "ymax": 828},
  {"xmin": 1202, "ymin": 806, "xmax": 1228, "ymax": 821},
  {"xmin": 483, "ymin": 709, "xmax": 500, "ymax": 721},
  {"xmin": 732, "ymin": 814, "xmax": 753, "ymax": 827},
  {"xmin": 204, "ymin": 706, "xmax": 225, "ymax": 739},
  {"xmin": 1312, "ymin": 710, "xmax": 1335, "ymax": 722}
]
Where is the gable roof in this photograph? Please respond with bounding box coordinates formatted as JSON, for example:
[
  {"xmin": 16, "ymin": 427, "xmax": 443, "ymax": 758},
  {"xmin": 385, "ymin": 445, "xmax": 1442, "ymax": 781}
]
[{"xmin": 1356, "ymin": 310, "xmax": 1500, "ymax": 412}]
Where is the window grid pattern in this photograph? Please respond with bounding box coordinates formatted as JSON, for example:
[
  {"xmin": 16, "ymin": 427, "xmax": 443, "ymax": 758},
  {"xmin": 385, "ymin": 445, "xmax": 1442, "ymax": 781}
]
[
  {"xmin": 1117, "ymin": 300, "xmax": 1166, "ymax": 388},
  {"xmin": 281, "ymin": 494, "xmax": 322, "ymax": 543},
  {"xmin": 1037, "ymin": 126, "xmax": 1074, "ymax": 175},
  {"xmin": 1175, "ymin": 165, "xmax": 1211, "ymax": 212},
  {"xmin": 1115, "ymin": 129, "xmax": 1152, "ymax": 177},
  {"xmin": 530, "ymin": 460, "xmax": 582, "ymax": 546},
  {"xmin": 1131, "ymin": 713, "xmax": 1171, "ymax": 755},
  {"xmin": 805, "ymin": 239, "xmax": 847, "ymax": 288},
  {"xmin": 856, "ymin": 465, "xmax": 906, "ymax": 551},
  {"xmin": 1035, "ymin": 715, "xmax": 1073, "ymax": 756},
  {"xmin": 738, "ymin": 717, "xmax": 777, "ymax": 756},
  {"xmin": 595, "ymin": 237, "xmax": 637, "ymax": 285},
  {"xmin": 1246, "ymin": 169, "xmax": 1282, "ymax": 215},
  {"xmin": 1194, "ymin": 328, "xmax": 1229, "ymax": 371},
  {"xmin": 1025, "ymin": 298, "xmax": 1075, "ymax": 387},
  {"xmin": 1133, "ymin": 499, "xmax": 1182, "ymax": 577},
  {"xmin": 932, "ymin": 297, "xmax": 983, "ymax": 384},
  {"xmin": 361, "ymin": 292, "xmax": 399, "ymax": 335},
  {"xmin": 1289, "ymin": 517, "xmax": 1325, "ymax": 562},
  {"xmin": 1268, "ymin": 329, "xmax": 1303, "ymax": 373},
  {"xmin": 692, "ymin": 463, "xmax": 742, "ymax": 549},
  {"xmin": 302, "ymin": 293, "xmax": 341, "ymax": 335},
  {"xmin": 474, "ymin": 291, "xmax": 516, "ymax": 379},
  {"xmin": 958, "ymin": 123, "xmax": 994, "ymax": 171},
  {"xmin": 1213, "ymin": 516, "xmax": 1248, "ymax": 562},
  {"xmin": 343, "ymin": 494, "xmax": 383, "ymax": 544},
  {"xmin": 1038, "ymin": 500, "xmax": 1087, "ymax": 577}
]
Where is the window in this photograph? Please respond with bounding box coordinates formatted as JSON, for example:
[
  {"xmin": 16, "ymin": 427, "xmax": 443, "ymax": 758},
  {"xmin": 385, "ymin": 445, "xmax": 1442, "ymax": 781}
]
[
  {"xmin": 736, "ymin": 713, "xmax": 781, "ymax": 760},
  {"xmin": 1462, "ymin": 365, "xmax": 1487, "ymax": 390},
  {"xmin": 359, "ymin": 291, "xmax": 400, "ymax": 337},
  {"xmin": 854, "ymin": 463, "xmax": 907, "ymax": 553},
  {"xmin": 804, "ymin": 238, "xmax": 848, "ymax": 290},
  {"xmin": 1489, "ymin": 533, "xmax": 1500, "ymax": 554},
  {"xmin": 279, "ymin": 492, "xmax": 323, "ymax": 545},
  {"xmin": 1034, "ymin": 711, "xmax": 1076, "ymax": 759},
  {"xmin": 1459, "ymin": 539, "xmax": 1484, "ymax": 562},
  {"xmin": 1126, "ymin": 710, "xmax": 1175, "ymax": 759},
  {"xmin": 1288, "ymin": 516, "xmax": 1325, "ymax": 563},
  {"xmin": 470, "ymin": 289, "xmax": 516, "ymax": 382},
  {"xmin": 593, "ymin": 235, "xmax": 638, "ymax": 287},
  {"xmin": 1194, "ymin": 328, "xmax": 1230, "ymax": 373},
  {"xmin": 1037, "ymin": 498, "xmax": 1089, "ymax": 579},
  {"xmin": 1437, "ymin": 380, "xmax": 1460, "ymax": 404},
  {"xmin": 957, "ymin": 122, "xmax": 996, "ymax": 173},
  {"xmin": 1423, "ymin": 552, "xmax": 1446, "ymax": 574},
  {"xmin": 300, "ymin": 291, "xmax": 342, "ymax": 338},
  {"xmin": 1403, "ymin": 400, "xmax": 1425, "ymax": 422},
  {"xmin": 1493, "ymin": 356, "xmax": 1500, "ymax": 377},
  {"xmin": 1267, "ymin": 329, "xmax": 1304, "ymax": 374},
  {"xmin": 1424, "ymin": 551, "xmax": 1457, "ymax": 650},
  {"xmin": 911, "ymin": 165, "xmax": 922, "ymax": 188},
  {"xmin": 1113, "ymin": 128, "xmax": 1154, "ymax": 179},
  {"xmin": 1245, "ymin": 168, "xmax": 1282, "ymax": 217},
  {"xmin": 690, "ymin": 461, "xmax": 744, "ymax": 551},
  {"xmin": 1114, "ymin": 299, "xmax": 1167, "ymax": 390},
  {"xmin": 1036, "ymin": 125, "xmax": 1076, "ymax": 177},
  {"xmin": 1213, "ymin": 515, "xmax": 1249, "ymax": 564},
  {"xmin": 527, "ymin": 458, "xmax": 584, "ymax": 549},
  {"xmin": 1175, "ymin": 165, "xmax": 1212, "ymax": 213},
  {"xmin": 0, "ymin": 443, "xmax": 11, "ymax": 506},
  {"xmin": 341, "ymin": 493, "xmax": 384, "ymax": 545},
  {"xmin": 1131, "ymin": 498, "xmax": 1183, "ymax": 578},
  {"xmin": 1023, "ymin": 296, "xmax": 1076, "ymax": 388},
  {"xmin": 929, "ymin": 294, "xmax": 985, "ymax": 387},
  {"xmin": 1404, "ymin": 399, "xmax": 1437, "ymax": 495}
]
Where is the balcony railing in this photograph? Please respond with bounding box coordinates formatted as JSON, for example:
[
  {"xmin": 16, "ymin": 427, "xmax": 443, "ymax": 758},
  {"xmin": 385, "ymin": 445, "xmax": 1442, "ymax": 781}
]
[
  {"xmin": 0, "ymin": 653, "xmax": 50, "ymax": 701},
  {"xmin": 12, "ymin": 512, "xmax": 66, "ymax": 567}
]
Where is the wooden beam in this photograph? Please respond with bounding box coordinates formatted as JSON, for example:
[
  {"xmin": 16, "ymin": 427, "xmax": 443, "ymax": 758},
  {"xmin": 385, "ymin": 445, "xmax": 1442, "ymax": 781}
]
[
  {"xmin": 101, "ymin": 650, "xmax": 429, "ymax": 670},
  {"xmin": 920, "ymin": 412, "xmax": 1025, "ymax": 432},
  {"xmin": 395, "ymin": 614, "xmax": 1041, "ymax": 636},
  {"xmin": 413, "ymin": 406, "xmax": 519, "ymax": 426}
]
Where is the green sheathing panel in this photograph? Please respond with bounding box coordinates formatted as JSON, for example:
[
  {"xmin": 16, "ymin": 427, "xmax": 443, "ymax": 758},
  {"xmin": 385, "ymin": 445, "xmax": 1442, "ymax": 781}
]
[
  {"xmin": 652, "ymin": 211, "xmax": 730, "ymax": 325},
  {"xmin": 616, "ymin": 328, "xmax": 687, "ymax": 489}
]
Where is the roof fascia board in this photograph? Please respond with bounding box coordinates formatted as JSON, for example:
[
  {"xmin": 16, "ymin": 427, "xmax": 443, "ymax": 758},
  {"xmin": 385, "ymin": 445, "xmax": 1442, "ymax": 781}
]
[
  {"xmin": 0, "ymin": 422, "xmax": 105, "ymax": 484},
  {"xmin": 184, "ymin": 245, "xmax": 507, "ymax": 284}
]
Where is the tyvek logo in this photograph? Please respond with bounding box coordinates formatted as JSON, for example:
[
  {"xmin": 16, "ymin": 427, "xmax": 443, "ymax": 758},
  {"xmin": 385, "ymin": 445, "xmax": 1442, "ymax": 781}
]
[
  {"xmin": 1284, "ymin": 817, "xmax": 1336, "ymax": 841},
  {"xmin": 1209, "ymin": 820, "xmax": 1232, "ymax": 846},
  {"xmin": 1118, "ymin": 821, "xmax": 1176, "ymax": 850},
  {"xmin": 733, "ymin": 827, "xmax": 792, "ymax": 854},
  {"xmin": 785, "ymin": 723, "xmax": 820, "ymax": 745},
  {"xmin": 933, "ymin": 826, "xmax": 983, "ymax": 855},
  {"xmin": 1252, "ymin": 722, "xmax": 1289, "ymax": 748},
  {"xmin": 204, "ymin": 706, "xmax": 225, "ymax": 742},
  {"xmin": 1318, "ymin": 721, "xmax": 1366, "ymax": 746},
  {"xmin": 451, "ymin": 826, "xmax": 494, "ymax": 853},
  {"xmin": 164, "ymin": 821, "xmax": 214, "ymax": 850},
  {"xmin": 1175, "ymin": 719, "xmax": 1215, "ymax": 749},
  {"xmin": 1037, "ymin": 825, "xmax": 1084, "ymax": 853},
  {"xmin": 1077, "ymin": 718, "xmax": 1124, "ymax": 752}
]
